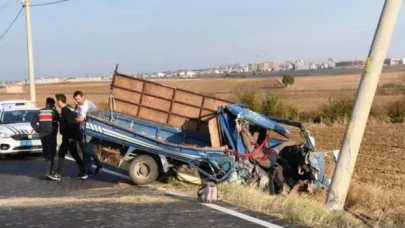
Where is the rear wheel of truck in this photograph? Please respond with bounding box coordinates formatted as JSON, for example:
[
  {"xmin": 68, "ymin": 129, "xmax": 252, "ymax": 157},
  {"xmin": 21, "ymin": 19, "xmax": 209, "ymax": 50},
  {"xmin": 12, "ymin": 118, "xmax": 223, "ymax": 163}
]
[{"xmin": 129, "ymin": 155, "xmax": 159, "ymax": 185}]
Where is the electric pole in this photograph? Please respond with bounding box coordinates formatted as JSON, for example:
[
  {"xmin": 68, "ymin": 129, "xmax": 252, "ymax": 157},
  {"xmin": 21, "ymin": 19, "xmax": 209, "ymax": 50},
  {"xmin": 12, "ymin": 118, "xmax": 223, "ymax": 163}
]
[
  {"xmin": 326, "ymin": 0, "xmax": 402, "ymax": 210},
  {"xmin": 23, "ymin": 0, "xmax": 36, "ymax": 102}
]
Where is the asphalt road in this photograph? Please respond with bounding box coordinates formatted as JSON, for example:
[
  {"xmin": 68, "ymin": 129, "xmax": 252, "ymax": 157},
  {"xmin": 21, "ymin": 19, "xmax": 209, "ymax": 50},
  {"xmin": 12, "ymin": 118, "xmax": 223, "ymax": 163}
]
[{"xmin": 0, "ymin": 154, "xmax": 298, "ymax": 228}]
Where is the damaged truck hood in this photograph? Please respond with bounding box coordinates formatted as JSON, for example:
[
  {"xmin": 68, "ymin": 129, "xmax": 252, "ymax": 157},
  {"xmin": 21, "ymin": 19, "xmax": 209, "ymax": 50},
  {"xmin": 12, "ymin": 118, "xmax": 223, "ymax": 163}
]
[{"xmin": 224, "ymin": 104, "xmax": 291, "ymax": 138}]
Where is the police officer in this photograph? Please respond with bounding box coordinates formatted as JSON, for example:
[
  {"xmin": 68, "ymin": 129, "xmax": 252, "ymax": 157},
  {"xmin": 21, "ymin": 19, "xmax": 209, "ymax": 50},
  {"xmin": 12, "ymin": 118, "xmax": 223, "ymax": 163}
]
[{"xmin": 31, "ymin": 97, "xmax": 60, "ymax": 178}]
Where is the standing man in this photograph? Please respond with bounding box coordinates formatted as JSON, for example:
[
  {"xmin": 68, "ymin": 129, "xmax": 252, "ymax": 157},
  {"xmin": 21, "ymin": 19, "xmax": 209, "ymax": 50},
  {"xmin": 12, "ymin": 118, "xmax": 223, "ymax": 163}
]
[
  {"xmin": 30, "ymin": 97, "xmax": 60, "ymax": 178},
  {"xmin": 73, "ymin": 91, "xmax": 103, "ymax": 176},
  {"xmin": 49, "ymin": 94, "xmax": 88, "ymax": 181}
]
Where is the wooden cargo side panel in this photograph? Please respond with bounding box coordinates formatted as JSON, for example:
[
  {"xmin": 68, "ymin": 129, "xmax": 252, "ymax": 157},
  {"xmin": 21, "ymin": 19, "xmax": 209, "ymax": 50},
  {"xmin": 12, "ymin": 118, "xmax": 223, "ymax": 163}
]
[
  {"xmin": 203, "ymin": 97, "xmax": 231, "ymax": 111},
  {"xmin": 168, "ymin": 115, "xmax": 198, "ymax": 132},
  {"xmin": 114, "ymin": 100, "xmax": 139, "ymax": 116},
  {"xmin": 141, "ymin": 95, "xmax": 171, "ymax": 112},
  {"xmin": 138, "ymin": 107, "xmax": 168, "ymax": 124},
  {"xmin": 110, "ymin": 72, "xmax": 233, "ymax": 140},
  {"xmin": 114, "ymin": 75, "xmax": 144, "ymax": 92},
  {"xmin": 174, "ymin": 90, "xmax": 203, "ymax": 106},
  {"xmin": 112, "ymin": 87, "xmax": 142, "ymax": 105},
  {"xmin": 171, "ymin": 103, "xmax": 200, "ymax": 118},
  {"xmin": 143, "ymin": 82, "xmax": 174, "ymax": 99}
]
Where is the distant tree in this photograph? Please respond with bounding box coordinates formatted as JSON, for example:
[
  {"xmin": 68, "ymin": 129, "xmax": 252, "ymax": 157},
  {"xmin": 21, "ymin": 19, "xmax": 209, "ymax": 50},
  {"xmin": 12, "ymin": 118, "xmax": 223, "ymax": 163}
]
[{"xmin": 282, "ymin": 75, "xmax": 295, "ymax": 86}]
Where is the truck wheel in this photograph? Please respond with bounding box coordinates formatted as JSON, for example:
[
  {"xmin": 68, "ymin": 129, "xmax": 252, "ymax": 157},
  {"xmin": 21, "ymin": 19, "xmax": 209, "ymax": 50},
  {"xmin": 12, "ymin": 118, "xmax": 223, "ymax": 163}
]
[
  {"xmin": 0, "ymin": 154, "xmax": 5, "ymax": 160},
  {"xmin": 129, "ymin": 155, "xmax": 159, "ymax": 185}
]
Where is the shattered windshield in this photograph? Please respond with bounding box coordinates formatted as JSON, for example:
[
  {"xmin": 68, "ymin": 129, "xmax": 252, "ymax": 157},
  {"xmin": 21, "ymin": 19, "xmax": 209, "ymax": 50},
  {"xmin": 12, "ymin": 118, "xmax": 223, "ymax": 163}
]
[{"xmin": 1, "ymin": 110, "xmax": 39, "ymax": 124}]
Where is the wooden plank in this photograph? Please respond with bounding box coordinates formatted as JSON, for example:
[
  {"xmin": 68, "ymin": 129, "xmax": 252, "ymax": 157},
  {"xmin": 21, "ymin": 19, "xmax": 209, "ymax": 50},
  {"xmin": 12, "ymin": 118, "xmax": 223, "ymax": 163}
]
[
  {"xmin": 112, "ymin": 87, "xmax": 142, "ymax": 105},
  {"xmin": 167, "ymin": 89, "xmax": 177, "ymax": 124},
  {"xmin": 171, "ymin": 103, "xmax": 200, "ymax": 118},
  {"xmin": 174, "ymin": 90, "xmax": 204, "ymax": 106},
  {"xmin": 208, "ymin": 117, "xmax": 221, "ymax": 147},
  {"xmin": 138, "ymin": 107, "xmax": 168, "ymax": 124},
  {"xmin": 167, "ymin": 115, "xmax": 189, "ymax": 129},
  {"xmin": 115, "ymin": 100, "xmax": 139, "ymax": 116},
  {"xmin": 114, "ymin": 75, "xmax": 144, "ymax": 92},
  {"xmin": 203, "ymin": 97, "xmax": 231, "ymax": 111},
  {"xmin": 144, "ymin": 82, "xmax": 174, "ymax": 99},
  {"xmin": 141, "ymin": 95, "xmax": 171, "ymax": 112}
]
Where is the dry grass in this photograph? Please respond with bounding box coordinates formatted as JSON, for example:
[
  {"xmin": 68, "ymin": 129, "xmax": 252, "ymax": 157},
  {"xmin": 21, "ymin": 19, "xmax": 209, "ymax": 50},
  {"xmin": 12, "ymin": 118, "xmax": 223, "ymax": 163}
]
[
  {"xmin": 346, "ymin": 183, "xmax": 405, "ymax": 227},
  {"xmin": 0, "ymin": 195, "xmax": 176, "ymax": 208},
  {"xmin": 164, "ymin": 177, "xmax": 362, "ymax": 228}
]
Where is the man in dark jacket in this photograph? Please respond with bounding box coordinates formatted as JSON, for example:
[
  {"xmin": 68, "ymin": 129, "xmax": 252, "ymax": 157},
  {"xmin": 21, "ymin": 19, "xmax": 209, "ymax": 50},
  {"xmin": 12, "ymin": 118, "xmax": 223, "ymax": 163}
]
[
  {"xmin": 31, "ymin": 97, "xmax": 60, "ymax": 178},
  {"xmin": 49, "ymin": 94, "xmax": 87, "ymax": 181}
]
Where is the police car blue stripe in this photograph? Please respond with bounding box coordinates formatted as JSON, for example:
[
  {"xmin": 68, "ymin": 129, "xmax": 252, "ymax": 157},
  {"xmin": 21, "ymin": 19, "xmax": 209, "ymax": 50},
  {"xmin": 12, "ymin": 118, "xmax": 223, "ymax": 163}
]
[{"xmin": 3, "ymin": 125, "xmax": 17, "ymax": 134}]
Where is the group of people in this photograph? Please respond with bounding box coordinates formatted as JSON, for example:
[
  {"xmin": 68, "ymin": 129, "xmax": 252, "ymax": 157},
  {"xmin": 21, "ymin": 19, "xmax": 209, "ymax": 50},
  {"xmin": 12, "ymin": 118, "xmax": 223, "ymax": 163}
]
[{"xmin": 30, "ymin": 91, "xmax": 103, "ymax": 181}]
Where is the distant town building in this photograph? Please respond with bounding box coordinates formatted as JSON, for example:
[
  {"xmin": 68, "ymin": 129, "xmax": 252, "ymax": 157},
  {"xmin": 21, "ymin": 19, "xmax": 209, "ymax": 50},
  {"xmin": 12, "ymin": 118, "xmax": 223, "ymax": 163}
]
[
  {"xmin": 335, "ymin": 60, "xmax": 364, "ymax": 68},
  {"xmin": 384, "ymin": 58, "xmax": 403, "ymax": 66},
  {"xmin": 157, "ymin": 72, "xmax": 165, "ymax": 77},
  {"xmin": 35, "ymin": 77, "xmax": 64, "ymax": 84},
  {"xmin": 294, "ymin": 59, "xmax": 310, "ymax": 70},
  {"xmin": 268, "ymin": 61, "xmax": 279, "ymax": 71},
  {"xmin": 247, "ymin": 63, "xmax": 258, "ymax": 72},
  {"xmin": 65, "ymin": 76, "xmax": 103, "ymax": 82},
  {"xmin": 258, "ymin": 62, "xmax": 269, "ymax": 72},
  {"xmin": 185, "ymin": 71, "xmax": 196, "ymax": 77}
]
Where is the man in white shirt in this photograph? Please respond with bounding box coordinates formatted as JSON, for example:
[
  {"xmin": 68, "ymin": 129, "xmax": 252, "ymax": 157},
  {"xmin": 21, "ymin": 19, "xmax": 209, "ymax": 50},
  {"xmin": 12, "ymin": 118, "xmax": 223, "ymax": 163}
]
[{"xmin": 73, "ymin": 91, "xmax": 103, "ymax": 175}]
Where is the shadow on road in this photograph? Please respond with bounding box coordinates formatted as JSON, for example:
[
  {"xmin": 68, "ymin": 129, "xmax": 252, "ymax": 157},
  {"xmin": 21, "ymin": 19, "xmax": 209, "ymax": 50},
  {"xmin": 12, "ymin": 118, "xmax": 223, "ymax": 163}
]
[{"xmin": 0, "ymin": 154, "xmax": 131, "ymax": 185}]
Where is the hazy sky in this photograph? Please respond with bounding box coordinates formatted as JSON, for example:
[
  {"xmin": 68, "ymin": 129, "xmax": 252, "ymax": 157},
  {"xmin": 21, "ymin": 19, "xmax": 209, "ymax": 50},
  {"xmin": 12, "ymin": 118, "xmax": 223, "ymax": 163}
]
[{"xmin": 0, "ymin": 0, "xmax": 404, "ymax": 80}]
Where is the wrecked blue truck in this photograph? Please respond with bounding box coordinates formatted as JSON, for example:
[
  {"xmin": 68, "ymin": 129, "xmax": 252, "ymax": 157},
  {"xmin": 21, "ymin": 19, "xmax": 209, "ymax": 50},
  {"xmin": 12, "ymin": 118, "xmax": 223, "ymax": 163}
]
[{"xmin": 83, "ymin": 68, "xmax": 327, "ymax": 195}]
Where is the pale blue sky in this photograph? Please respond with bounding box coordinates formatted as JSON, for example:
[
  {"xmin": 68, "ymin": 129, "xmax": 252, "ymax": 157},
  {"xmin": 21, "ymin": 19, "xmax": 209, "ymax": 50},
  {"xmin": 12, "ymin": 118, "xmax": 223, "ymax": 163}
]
[{"xmin": 0, "ymin": 0, "xmax": 404, "ymax": 80}]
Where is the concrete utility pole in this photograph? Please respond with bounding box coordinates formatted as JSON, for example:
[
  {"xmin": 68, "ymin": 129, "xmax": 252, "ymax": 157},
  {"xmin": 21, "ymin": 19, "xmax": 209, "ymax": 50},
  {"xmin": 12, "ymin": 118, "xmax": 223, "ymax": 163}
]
[
  {"xmin": 23, "ymin": 0, "xmax": 36, "ymax": 102},
  {"xmin": 326, "ymin": 0, "xmax": 402, "ymax": 210}
]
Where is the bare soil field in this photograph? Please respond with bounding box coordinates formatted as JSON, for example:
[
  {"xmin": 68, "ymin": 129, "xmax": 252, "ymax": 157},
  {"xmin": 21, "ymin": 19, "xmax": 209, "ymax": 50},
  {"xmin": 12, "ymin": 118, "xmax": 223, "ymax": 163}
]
[{"xmin": 1, "ymin": 72, "xmax": 404, "ymax": 224}]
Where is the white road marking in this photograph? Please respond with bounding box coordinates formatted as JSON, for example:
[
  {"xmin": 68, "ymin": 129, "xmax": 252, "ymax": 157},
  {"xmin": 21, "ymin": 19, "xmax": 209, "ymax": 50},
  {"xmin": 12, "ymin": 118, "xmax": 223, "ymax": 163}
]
[
  {"xmin": 65, "ymin": 157, "xmax": 284, "ymax": 228},
  {"xmin": 203, "ymin": 203, "xmax": 284, "ymax": 228}
]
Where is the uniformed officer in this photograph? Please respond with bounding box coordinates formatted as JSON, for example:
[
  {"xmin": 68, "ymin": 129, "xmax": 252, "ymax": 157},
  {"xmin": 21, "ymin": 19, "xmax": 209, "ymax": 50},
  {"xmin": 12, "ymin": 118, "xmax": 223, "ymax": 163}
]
[{"xmin": 31, "ymin": 97, "xmax": 60, "ymax": 178}]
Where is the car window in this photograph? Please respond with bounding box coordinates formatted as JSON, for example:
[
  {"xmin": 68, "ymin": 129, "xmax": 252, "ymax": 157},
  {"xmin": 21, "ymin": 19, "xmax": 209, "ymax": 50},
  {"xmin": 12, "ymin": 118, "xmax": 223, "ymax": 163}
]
[{"xmin": 1, "ymin": 110, "xmax": 39, "ymax": 124}]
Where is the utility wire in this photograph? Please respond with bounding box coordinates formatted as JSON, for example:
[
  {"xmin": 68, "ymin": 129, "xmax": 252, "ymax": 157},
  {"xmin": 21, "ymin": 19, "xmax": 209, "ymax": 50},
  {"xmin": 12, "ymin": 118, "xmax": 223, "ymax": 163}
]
[
  {"xmin": 0, "ymin": 6, "xmax": 23, "ymax": 41},
  {"xmin": 30, "ymin": 0, "xmax": 70, "ymax": 7},
  {"xmin": 0, "ymin": 0, "xmax": 11, "ymax": 14}
]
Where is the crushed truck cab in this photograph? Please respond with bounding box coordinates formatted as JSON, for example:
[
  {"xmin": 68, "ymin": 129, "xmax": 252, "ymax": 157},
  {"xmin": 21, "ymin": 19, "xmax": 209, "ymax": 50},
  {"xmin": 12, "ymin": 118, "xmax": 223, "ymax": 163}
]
[{"xmin": 0, "ymin": 100, "xmax": 42, "ymax": 156}]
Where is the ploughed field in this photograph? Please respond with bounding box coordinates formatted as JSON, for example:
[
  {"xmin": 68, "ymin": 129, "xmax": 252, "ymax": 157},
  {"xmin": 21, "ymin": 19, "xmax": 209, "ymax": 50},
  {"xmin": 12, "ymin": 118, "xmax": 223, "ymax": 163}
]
[{"xmin": 309, "ymin": 124, "xmax": 405, "ymax": 190}]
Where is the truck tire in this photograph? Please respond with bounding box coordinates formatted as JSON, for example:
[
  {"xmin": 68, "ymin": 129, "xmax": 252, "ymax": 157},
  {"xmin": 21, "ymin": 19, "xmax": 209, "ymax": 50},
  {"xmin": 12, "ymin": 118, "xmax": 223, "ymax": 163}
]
[{"xmin": 129, "ymin": 155, "xmax": 159, "ymax": 185}]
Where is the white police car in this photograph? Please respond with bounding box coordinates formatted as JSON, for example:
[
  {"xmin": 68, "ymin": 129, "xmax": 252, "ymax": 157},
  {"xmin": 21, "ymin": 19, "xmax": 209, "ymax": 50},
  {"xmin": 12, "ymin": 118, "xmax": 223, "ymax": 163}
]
[{"xmin": 0, "ymin": 100, "xmax": 42, "ymax": 157}]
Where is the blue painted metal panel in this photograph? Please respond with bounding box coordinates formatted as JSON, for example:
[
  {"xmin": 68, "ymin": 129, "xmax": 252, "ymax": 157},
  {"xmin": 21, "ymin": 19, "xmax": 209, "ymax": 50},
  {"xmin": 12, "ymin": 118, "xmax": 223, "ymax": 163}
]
[
  {"xmin": 224, "ymin": 104, "xmax": 291, "ymax": 138},
  {"xmin": 104, "ymin": 112, "xmax": 211, "ymax": 147},
  {"xmin": 85, "ymin": 111, "xmax": 234, "ymax": 182}
]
